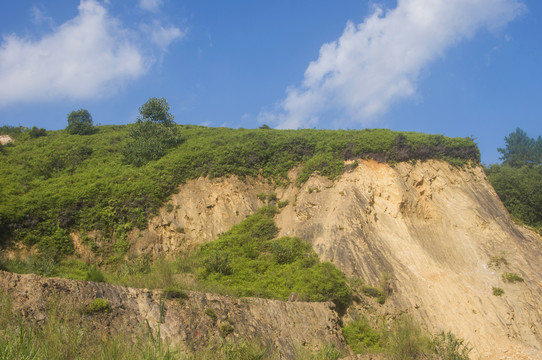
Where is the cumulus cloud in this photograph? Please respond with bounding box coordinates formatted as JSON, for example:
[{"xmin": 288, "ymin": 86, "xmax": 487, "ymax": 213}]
[
  {"xmin": 0, "ymin": 0, "xmax": 150, "ymax": 106},
  {"xmin": 0, "ymin": 0, "xmax": 186, "ymax": 107},
  {"xmin": 139, "ymin": 0, "xmax": 163, "ymax": 12},
  {"xmin": 263, "ymin": 0, "xmax": 525, "ymax": 129}
]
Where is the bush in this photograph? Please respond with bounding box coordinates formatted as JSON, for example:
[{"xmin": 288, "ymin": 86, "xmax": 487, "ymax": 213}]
[
  {"xmin": 66, "ymin": 109, "xmax": 94, "ymax": 135},
  {"xmin": 502, "ymin": 272, "xmax": 524, "ymax": 283},
  {"xmin": 85, "ymin": 265, "xmax": 105, "ymax": 282},
  {"xmin": 122, "ymin": 98, "xmax": 181, "ymax": 166},
  {"xmin": 86, "ymin": 298, "xmax": 110, "ymax": 314},
  {"xmin": 29, "ymin": 126, "xmax": 47, "ymax": 138},
  {"xmin": 431, "ymin": 331, "xmax": 472, "ymax": 360},
  {"xmin": 385, "ymin": 316, "xmax": 432, "ymax": 360},
  {"xmin": 492, "ymin": 287, "xmax": 504, "ymax": 296},
  {"xmin": 342, "ymin": 318, "xmax": 382, "ymax": 353},
  {"xmin": 195, "ymin": 207, "xmax": 351, "ymax": 308}
]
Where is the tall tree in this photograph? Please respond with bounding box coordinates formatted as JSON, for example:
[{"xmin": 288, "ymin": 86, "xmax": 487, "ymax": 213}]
[{"xmin": 498, "ymin": 128, "xmax": 539, "ymax": 167}]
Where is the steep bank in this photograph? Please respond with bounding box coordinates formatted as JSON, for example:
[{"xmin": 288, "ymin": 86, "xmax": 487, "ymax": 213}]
[
  {"xmin": 0, "ymin": 270, "xmax": 343, "ymax": 358},
  {"xmin": 129, "ymin": 159, "xmax": 542, "ymax": 359}
]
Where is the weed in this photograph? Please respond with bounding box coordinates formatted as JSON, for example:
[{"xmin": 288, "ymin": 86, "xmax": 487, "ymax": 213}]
[
  {"xmin": 432, "ymin": 331, "xmax": 472, "ymax": 360},
  {"xmin": 488, "ymin": 254, "xmax": 508, "ymax": 268},
  {"xmin": 163, "ymin": 286, "xmax": 189, "ymax": 304},
  {"xmin": 502, "ymin": 272, "xmax": 524, "ymax": 283},
  {"xmin": 85, "ymin": 265, "xmax": 105, "ymax": 282},
  {"xmin": 384, "ymin": 316, "xmax": 432, "ymax": 360},
  {"xmin": 85, "ymin": 298, "xmax": 111, "ymax": 314},
  {"xmin": 342, "ymin": 317, "xmax": 382, "ymax": 353},
  {"xmin": 205, "ymin": 307, "xmax": 217, "ymax": 322},
  {"xmin": 220, "ymin": 320, "xmax": 234, "ymax": 336},
  {"xmin": 492, "ymin": 287, "xmax": 504, "ymax": 296},
  {"xmin": 277, "ymin": 200, "xmax": 289, "ymax": 208}
]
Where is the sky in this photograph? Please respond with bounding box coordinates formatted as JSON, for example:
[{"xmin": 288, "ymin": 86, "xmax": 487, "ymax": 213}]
[{"xmin": 0, "ymin": 0, "xmax": 541, "ymax": 164}]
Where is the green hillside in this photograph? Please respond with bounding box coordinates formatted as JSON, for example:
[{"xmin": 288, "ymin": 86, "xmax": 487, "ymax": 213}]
[{"xmin": 0, "ymin": 125, "xmax": 479, "ymax": 253}]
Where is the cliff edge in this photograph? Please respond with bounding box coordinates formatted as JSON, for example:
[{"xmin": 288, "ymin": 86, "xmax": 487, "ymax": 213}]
[{"xmin": 125, "ymin": 159, "xmax": 542, "ymax": 359}]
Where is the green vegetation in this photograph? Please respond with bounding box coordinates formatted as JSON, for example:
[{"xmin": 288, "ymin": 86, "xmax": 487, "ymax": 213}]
[
  {"xmin": 122, "ymin": 97, "xmax": 182, "ymax": 166},
  {"xmin": 486, "ymin": 128, "xmax": 542, "ymax": 233},
  {"xmin": 431, "ymin": 331, "xmax": 472, "ymax": 360},
  {"xmin": 502, "ymin": 272, "xmax": 524, "ymax": 283},
  {"xmin": 492, "ymin": 287, "xmax": 504, "ymax": 296},
  {"xmin": 0, "ymin": 291, "xmax": 287, "ymax": 360},
  {"xmin": 0, "ymin": 124, "xmax": 478, "ymax": 252},
  {"xmin": 342, "ymin": 315, "xmax": 471, "ymax": 359},
  {"xmin": 485, "ymin": 164, "xmax": 542, "ymax": 230},
  {"xmin": 348, "ymin": 276, "xmax": 389, "ymax": 305},
  {"xmin": 497, "ymin": 128, "xmax": 542, "ymax": 168},
  {"xmin": 488, "ymin": 254, "xmax": 508, "ymax": 268},
  {"xmin": 66, "ymin": 109, "xmax": 95, "ymax": 135},
  {"xmin": 194, "ymin": 206, "xmax": 351, "ymax": 309},
  {"xmin": 85, "ymin": 298, "xmax": 111, "ymax": 314}
]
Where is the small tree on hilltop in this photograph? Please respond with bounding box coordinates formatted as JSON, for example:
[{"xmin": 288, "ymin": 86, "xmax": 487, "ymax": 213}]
[
  {"xmin": 66, "ymin": 109, "xmax": 94, "ymax": 135},
  {"xmin": 137, "ymin": 97, "xmax": 175, "ymax": 125},
  {"xmin": 123, "ymin": 97, "xmax": 181, "ymax": 166}
]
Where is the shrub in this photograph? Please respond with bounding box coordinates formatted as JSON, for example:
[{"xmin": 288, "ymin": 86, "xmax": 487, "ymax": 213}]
[
  {"xmin": 502, "ymin": 272, "xmax": 524, "ymax": 283},
  {"xmin": 85, "ymin": 265, "xmax": 105, "ymax": 282},
  {"xmin": 384, "ymin": 316, "xmax": 432, "ymax": 360},
  {"xmin": 195, "ymin": 207, "xmax": 351, "ymax": 308},
  {"xmin": 29, "ymin": 126, "xmax": 47, "ymax": 138},
  {"xmin": 342, "ymin": 318, "xmax": 382, "ymax": 353},
  {"xmin": 492, "ymin": 287, "xmax": 504, "ymax": 296},
  {"xmin": 431, "ymin": 331, "xmax": 472, "ymax": 360},
  {"xmin": 163, "ymin": 287, "xmax": 188, "ymax": 303},
  {"xmin": 277, "ymin": 200, "xmax": 289, "ymax": 208},
  {"xmin": 220, "ymin": 320, "xmax": 234, "ymax": 335},
  {"xmin": 488, "ymin": 254, "xmax": 508, "ymax": 268},
  {"xmin": 204, "ymin": 307, "xmax": 217, "ymax": 321},
  {"xmin": 122, "ymin": 98, "xmax": 181, "ymax": 166},
  {"xmin": 86, "ymin": 298, "xmax": 110, "ymax": 314},
  {"xmin": 66, "ymin": 109, "xmax": 94, "ymax": 135},
  {"xmin": 361, "ymin": 286, "xmax": 386, "ymax": 304}
]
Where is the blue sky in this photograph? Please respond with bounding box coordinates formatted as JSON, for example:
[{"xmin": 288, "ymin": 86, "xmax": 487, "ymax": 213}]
[{"xmin": 0, "ymin": 0, "xmax": 540, "ymax": 164}]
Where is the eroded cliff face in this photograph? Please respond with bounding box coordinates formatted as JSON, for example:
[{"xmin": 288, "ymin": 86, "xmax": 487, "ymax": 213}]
[
  {"xmin": 0, "ymin": 271, "xmax": 343, "ymax": 358},
  {"xmin": 128, "ymin": 176, "xmax": 273, "ymax": 256},
  {"xmin": 127, "ymin": 159, "xmax": 542, "ymax": 359}
]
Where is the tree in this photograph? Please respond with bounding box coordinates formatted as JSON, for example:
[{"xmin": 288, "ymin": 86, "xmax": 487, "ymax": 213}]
[
  {"xmin": 122, "ymin": 97, "xmax": 181, "ymax": 166},
  {"xmin": 498, "ymin": 128, "xmax": 539, "ymax": 167},
  {"xmin": 66, "ymin": 109, "xmax": 94, "ymax": 135},
  {"xmin": 137, "ymin": 97, "xmax": 175, "ymax": 125}
]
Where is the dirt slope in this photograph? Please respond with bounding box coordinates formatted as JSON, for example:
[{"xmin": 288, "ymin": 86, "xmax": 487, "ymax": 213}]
[
  {"xmin": 0, "ymin": 271, "xmax": 343, "ymax": 358},
  {"xmin": 125, "ymin": 159, "xmax": 542, "ymax": 359},
  {"xmin": 276, "ymin": 160, "xmax": 542, "ymax": 359}
]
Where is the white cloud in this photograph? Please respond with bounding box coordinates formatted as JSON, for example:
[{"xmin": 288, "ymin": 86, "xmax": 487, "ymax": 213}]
[
  {"xmin": 148, "ymin": 21, "xmax": 185, "ymax": 50},
  {"xmin": 31, "ymin": 5, "xmax": 54, "ymax": 27},
  {"xmin": 139, "ymin": 0, "xmax": 163, "ymax": 12},
  {"xmin": 0, "ymin": 0, "xmax": 185, "ymax": 107},
  {"xmin": 264, "ymin": 0, "xmax": 526, "ymax": 129},
  {"xmin": 0, "ymin": 0, "xmax": 147, "ymax": 106}
]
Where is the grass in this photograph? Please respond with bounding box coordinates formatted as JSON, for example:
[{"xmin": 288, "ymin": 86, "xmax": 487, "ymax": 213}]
[
  {"xmin": 0, "ymin": 290, "xmax": 348, "ymax": 360},
  {"xmin": 342, "ymin": 315, "xmax": 472, "ymax": 359}
]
